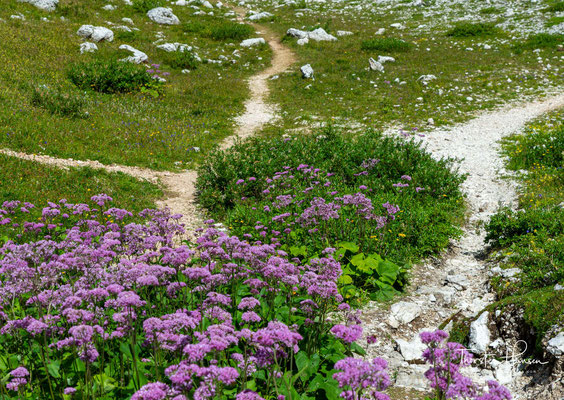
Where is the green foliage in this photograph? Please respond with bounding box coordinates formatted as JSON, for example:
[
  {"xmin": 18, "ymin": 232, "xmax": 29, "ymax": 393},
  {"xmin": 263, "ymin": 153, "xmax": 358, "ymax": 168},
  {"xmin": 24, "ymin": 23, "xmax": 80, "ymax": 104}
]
[
  {"xmin": 446, "ymin": 22, "xmax": 501, "ymax": 38},
  {"xmin": 67, "ymin": 59, "xmax": 154, "ymax": 94},
  {"xmin": 544, "ymin": 1, "xmax": 564, "ymax": 12},
  {"xmin": 197, "ymin": 128, "xmax": 465, "ymax": 266},
  {"xmin": 30, "ymin": 85, "xmax": 86, "ymax": 118},
  {"xmin": 360, "ymin": 37, "xmax": 412, "ymax": 52},
  {"xmin": 161, "ymin": 50, "xmax": 199, "ymax": 70},
  {"xmin": 210, "ymin": 22, "xmax": 254, "ymax": 41},
  {"xmin": 131, "ymin": 0, "xmax": 164, "ymax": 13},
  {"xmin": 180, "ymin": 21, "xmax": 206, "ymax": 33},
  {"xmin": 480, "ymin": 6, "xmax": 502, "ymax": 14},
  {"xmin": 513, "ymin": 33, "xmax": 564, "ymax": 53}
]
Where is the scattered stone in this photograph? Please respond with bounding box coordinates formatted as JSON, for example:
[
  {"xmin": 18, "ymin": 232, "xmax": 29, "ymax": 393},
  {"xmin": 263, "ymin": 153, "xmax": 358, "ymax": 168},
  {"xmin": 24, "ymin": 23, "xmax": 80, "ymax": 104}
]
[
  {"xmin": 394, "ymin": 365, "xmax": 428, "ymax": 390},
  {"xmin": 287, "ymin": 28, "xmax": 336, "ymax": 42},
  {"xmin": 491, "ymin": 360, "xmax": 513, "ymax": 385},
  {"xmin": 484, "ymin": 44, "xmax": 492, "ymax": 50},
  {"xmin": 555, "ymin": 284, "xmax": 564, "ymax": 291},
  {"xmin": 157, "ymin": 42, "xmax": 192, "ymax": 52},
  {"xmin": 122, "ymin": 17, "xmax": 134, "ymax": 24},
  {"xmin": 202, "ymin": 1, "xmax": 213, "ymax": 9},
  {"xmin": 119, "ymin": 44, "xmax": 148, "ymax": 63},
  {"xmin": 377, "ymin": 55, "xmax": 395, "ymax": 64},
  {"xmin": 469, "ymin": 312, "xmax": 491, "ymax": 354},
  {"xmin": 417, "ymin": 74, "xmax": 437, "ymax": 84},
  {"xmin": 103, "ymin": 4, "xmax": 116, "ymax": 10},
  {"xmin": 390, "ymin": 22, "xmax": 405, "ymax": 29},
  {"xmin": 369, "ymin": 58, "xmax": 384, "ymax": 72},
  {"xmin": 376, "ymin": 28, "xmax": 386, "ymax": 35},
  {"xmin": 445, "ymin": 273, "xmax": 469, "ymax": 290},
  {"xmin": 248, "ymin": 11, "xmax": 273, "ymax": 21},
  {"xmin": 396, "ymin": 336, "xmax": 426, "ymax": 361},
  {"xmin": 337, "ymin": 30, "xmax": 353, "ymax": 36},
  {"xmin": 18, "ymin": 0, "xmax": 58, "ymax": 11},
  {"xmin": 80, "ymin": 42, "xmax": 98, "ymax": 54},
  {"xmin": 547, "ymin": 332, "xmax": 564, "ymax": 356},
  {"xmin": 388, "ymin": 301, "xmax": 421, "ymax": 328},
  {"xmin": 240, "ymin": 38, "xmax": 265, "ymax": 47},
  {"xmin": 77, "ymin": 25, "xmax": 114, "ymax": 42},
  {"xmin": 301, "ymin": 64, "xmax": 314, "ymax": 79},
  {"xmin": 147, "ymin": 7, "xmax": 180, "ymax": 25},
  {"xmin": 11, "ymin": 14, "xmax": 25, "ymax": 20}
]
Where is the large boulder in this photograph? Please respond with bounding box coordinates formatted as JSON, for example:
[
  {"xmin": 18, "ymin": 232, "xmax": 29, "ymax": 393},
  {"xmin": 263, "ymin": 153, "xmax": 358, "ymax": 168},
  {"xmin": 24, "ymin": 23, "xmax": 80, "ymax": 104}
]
[
  {"xmin": 469, "ymin": 312, "xmax": 491, "ymax": 354},
  {"xmin": 240, "ymin": 38, "xmax": 265, "ymax": 47},
  {"xmin": 77, "ymin": 25, "xmax": 114, "ymax": 42},
  {"xmin": 18, "ymin": 0, "xmax": 58, "ymax": 11},
  {"xmin": 147, "ymin": 7, "xmax": 180, "ymax": 25}
]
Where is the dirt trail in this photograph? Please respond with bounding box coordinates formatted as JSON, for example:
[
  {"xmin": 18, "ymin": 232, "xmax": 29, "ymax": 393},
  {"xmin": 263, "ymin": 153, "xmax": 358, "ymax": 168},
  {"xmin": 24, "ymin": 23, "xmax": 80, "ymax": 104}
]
[
  {"xmin": 0, "ymin": 10, "xmax": 296, "ymax": 231},
  {"xmin": 363, "ymin": 93, "xmax": 564, "ymax": 398}
]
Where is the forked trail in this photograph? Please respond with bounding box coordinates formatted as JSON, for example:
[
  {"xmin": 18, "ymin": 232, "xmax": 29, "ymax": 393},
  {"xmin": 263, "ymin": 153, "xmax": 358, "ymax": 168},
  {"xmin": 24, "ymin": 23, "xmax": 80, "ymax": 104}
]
[
  {"xmin": 0, "ymin": 9, "xmax": 296, "ymax": 232},
  {"xmin": 363, "ymin": 92, "xmax": 564, "ymax": 397}
]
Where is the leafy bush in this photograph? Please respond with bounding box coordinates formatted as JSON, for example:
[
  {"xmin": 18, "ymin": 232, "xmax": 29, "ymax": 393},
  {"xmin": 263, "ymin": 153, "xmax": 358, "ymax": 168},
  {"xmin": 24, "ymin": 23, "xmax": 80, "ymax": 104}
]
[
  {"xmin": 30, "ymin": 85, "xmax": 86, "ymax": 118},
  {"xmin": 67, "ymin": 59, "xmax": 154, "ymax": 94},
  {"xmin": 446, "ymin": 22, "xmax": 501, "ymax": 38},
  {"xmin": 132, "ymin": 0, "xmax": 164, "ymax": 13},
  {"xmin": 545, "ymin": 1, "xmax": 564, "ymax": 12},
  {"xmin": 513, "ymin": 33, "xmax": 564, "ymax": 52},
  {"xmin": 161, "ymin": 50, "xmax": 199, "ymax": 70},
  {"xmin": 360, "ymin": 37, "xmax": 412, "ymax": 52},
  {"xmin": 197, "ymin": 129, "xmax": 465, "ymax": 269},
  {"xmin": 180, "ymin": 21, "xmax": 206, "ymax": 33},
  {"xmin": 480, "ymin": 6, "xmax": 502, "ymax": 14},
  {"xmin": 209, "ymin": 22, "xmax": 255, "ymax": 41}
]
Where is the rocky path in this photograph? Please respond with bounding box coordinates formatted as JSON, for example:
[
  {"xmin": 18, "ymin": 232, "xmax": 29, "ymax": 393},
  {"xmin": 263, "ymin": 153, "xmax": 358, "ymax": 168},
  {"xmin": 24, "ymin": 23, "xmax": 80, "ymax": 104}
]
[
  {"xmin": 363, "ymin": 93, "xmax": 564, "ymax": 399},
  {"xmin": 0, "ymin": 10, "xmax": 295, "ymax": 232}
]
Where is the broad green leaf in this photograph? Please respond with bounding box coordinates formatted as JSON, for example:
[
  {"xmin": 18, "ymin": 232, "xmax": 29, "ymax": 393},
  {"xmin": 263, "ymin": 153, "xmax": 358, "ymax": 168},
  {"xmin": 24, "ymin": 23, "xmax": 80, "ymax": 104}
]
[
  {"xmin": 47, "ymin": 361, "xmax": 61, "ymax": 378},
  {"xmin": 337, "ymin": 241, "xmax": 359, "ymax": 253}
]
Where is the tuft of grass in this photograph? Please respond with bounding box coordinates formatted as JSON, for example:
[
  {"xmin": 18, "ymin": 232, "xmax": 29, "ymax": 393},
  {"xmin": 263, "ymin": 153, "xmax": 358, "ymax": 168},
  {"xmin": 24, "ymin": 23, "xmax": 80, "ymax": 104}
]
[
  {"xmin": 30, "ymin": 86, "xmax": 86, "ymax": 118},
  {"xmin": 480, "ymin": 6, "xmax": 502, "ymax": 15},
  {"xmin": 513, "ymin": 33, "xmax": 564, "ymax": 53},
  {"xmin": 0, "ymin": 154, "xmax": 162, "ymax": 214},
  {"xmin": 131, "ymin": 0, "xmax": 164, "ymax": 13},
  {"xmin": 544, "ymin": 1, "xmax": 564, "ymax": 12},
  {"xmin": 209, "ymin": 22, "xmax": 255, "ymax": 41},
  {"xmin": 67, "ymin": 59, "xmax": 154, "ymax": 94},
  {"xmin": 360, "ymin": 37, "xmax": 412, "ymax": 52},
  {"xmin": 161, "ymin": 50, "xmax": 199, "ymax": 70},
  {"xmin": 446, "ymin": 22, "xmax": 501, "ymax": 38}
]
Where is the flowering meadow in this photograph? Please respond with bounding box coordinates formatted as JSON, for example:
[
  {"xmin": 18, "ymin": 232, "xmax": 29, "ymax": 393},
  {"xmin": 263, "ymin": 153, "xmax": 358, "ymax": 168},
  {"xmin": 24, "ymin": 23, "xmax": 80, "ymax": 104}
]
[{"xmin": 0, "ymin": 194, "xmax": 513, "ymax": 399}]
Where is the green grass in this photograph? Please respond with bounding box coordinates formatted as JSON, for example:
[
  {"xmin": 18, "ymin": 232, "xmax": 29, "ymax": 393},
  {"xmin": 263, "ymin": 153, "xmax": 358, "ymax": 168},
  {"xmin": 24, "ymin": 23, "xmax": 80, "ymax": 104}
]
[
  {"xmin": 197, "ymin": 127, "xmax": 466, "ymax": 266},
  {"xmin": 210, "ymin": 22, "xmax": 255, "ymax": 41},
  {"xmin": 360, "ymin": 37, "xmax": 412, "ymax": 52},
  {"xmin": 544, "ymin": 1, "xmax": 564, "ymax": 12},
  {"xmin": 482, "ymin": 109, "xmax": 564, "ymax": 353},
  {"xmin": 480, "ymin": 6, "xmax": 502, "ymax": 15},
  {"xmin": 513, "ymin": 33, "xmax": 564, "ymax": 53},
  {"xmin": 132, "ymin": 0, "xmax": 165, "ymax": 13},
  {"xmin": 446, "ymin": 22, "xmax": 501, "ymax": 38},
  {"xmin": 0, "ymin": 153, "xmax": 162, "ymax": 212},
  {"xmin": 0, "ymin": 1, "xmax": 271, "ymax": 170}
]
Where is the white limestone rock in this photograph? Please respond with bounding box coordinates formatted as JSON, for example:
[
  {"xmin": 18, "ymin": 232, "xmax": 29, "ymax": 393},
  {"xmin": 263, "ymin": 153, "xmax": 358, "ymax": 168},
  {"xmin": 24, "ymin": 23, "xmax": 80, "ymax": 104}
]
[
  {"xmin": 77, "ymin": 25, "xmax": 114, "ymax": 42},
  {"xmin": 18, "ymin": 0, "xmax": 58, "ymax": 11},
  {"xmin": 337, "ymin": 30, "xmax": 353, "ymax": 36},
  {"xmin": 547, "ymin": 332, "xmax": 564, "ymax": 356},
  {"xmin": 377, "ymin": 55, "xmax": 395, "ymax": 63},
  {"xmin": 369, "ymin": 58, "xmax": 384, "ymax": 72},
  {"xmin": 388, "ymin": 301, "xmax": 421, "ymax": 328},
  {"xmin": 80, "ymin": 42, "xmax": 98, "ymax": 54},
  {"xmin": 147, "ymin": 7, "xmax": 180, "ymax": 25},
  {"xmin": 396, "ymin": 336, "xmax": 426, "ymax": 361},
  {"xmin": 301, "ymin": 64, "xmax": 314, "ymax": 79},
  {"xmin": 287, "ymin": 27, "xmax": 336, "ymax": 42},
  {"xmin": 469, "ymin": 312, "xmax": 491, "ymax": 354},
  {"xmin": 119, "ymin": 44, "xmax": 148, "ymax": 63},
  {"xmin": 248, "ymin": 11, "xmax": 273, "ymax": 21},
  {"xmin": 240, "ymin": 38, "xmax": 265, "ymax": 47}
]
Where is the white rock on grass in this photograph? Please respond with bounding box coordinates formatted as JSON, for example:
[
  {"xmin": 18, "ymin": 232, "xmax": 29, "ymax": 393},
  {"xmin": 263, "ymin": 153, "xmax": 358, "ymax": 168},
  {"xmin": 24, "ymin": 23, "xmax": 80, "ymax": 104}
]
[
  {"xmin": 469, "ymin": 312, "xmax": 491, "ymax": 354},
  {"xmin": 417, "ymin": 74, "xmax": 437, "ymax": 84},
  {"xmin": 240, "ymin": 38, "xmax": 265, "ymax": 47},
  {"xmin": 390, "ymin": 22, "xmax": 405, "ymax": 29},
  {"xmin": 301, "ymin": 64, "xmax": 314, "ymax": 79},
  {"xmin": 287, "ymin": 27, "xmax": 336, "ymax": 42},
  {"xmin": 248, "ymin": 11, "xmax": 273, "ymax": 21},
  {"xmin": 157, "ymin": 42, "xmax": 192, "ymax": 52},
  {"xmin": 388, "ymin": 301, "xmax": 421, "ymax": 328},
  {"xmin": 297, "ymin": 37, "xmax": 309, "ymax": 46},
  {"xmin": 376, "ymin": 28, "xmax": 386, "ymax": 35},
  {"xmin": 122, "ymin": 17, "xmax": 134, "ymax": 24},
  {"xmin": 547, "ymin": 332, "xmax": 564, "ymax": 356},
  {"xmin": 119, "ymin": 44, "xmax": 148, "ymax": 63},
  {"xmin": 18, "ymin": 0, "xmax": 58, "ymax": 11},
  {"xmin": 202, "ymin": 1, "xmax": 214, "ymax": 8},
  {"xmin": 77, "ymin": 25, "xmax": 114, "ymax": 42},
  {"xmin": 369, "ymin": 58, "xmax": 384, "ymax": 72},
  {"xmin": 378, "ymin": 55, "xmax": 395, "ymax": 63},
  {"xmin": 80, "ymin": 42, "xmax": 98, "ymax": 54},
  {"xmin": 337, "ymin": 30, "xmax": 353, "ymax": 36},
  {"xmin": 147, "ymin": 7, "xmax": 180, "ymax": 25},
  {"xmin": 103, "ymin": 4, "xmax": 116, "ymax": 10}
]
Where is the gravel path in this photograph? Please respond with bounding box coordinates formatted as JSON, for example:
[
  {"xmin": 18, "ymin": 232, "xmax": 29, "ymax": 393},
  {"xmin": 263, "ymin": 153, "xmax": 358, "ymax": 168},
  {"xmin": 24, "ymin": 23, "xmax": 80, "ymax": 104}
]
[
  {"xmin": 363, "ymin": 93, "xmax": 564, "ymax": 399},
  {"xmin": 0, "ymin": 9, "xmax": 295, "ymax": 232}
]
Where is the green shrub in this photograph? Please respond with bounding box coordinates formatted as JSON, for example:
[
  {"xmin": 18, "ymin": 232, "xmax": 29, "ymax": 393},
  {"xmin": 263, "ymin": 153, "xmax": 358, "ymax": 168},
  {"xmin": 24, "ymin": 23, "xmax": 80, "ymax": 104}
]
[
  {"xmin": 131, "ymin": 0, "xmax": 164, "ymax": 13},
  {"xmin": 513, "ymin": 33, "xmax": 564, "ymax": 52},
  {"xmin": 181, "ymin": 21, "xmax": 206, "ymax": 33},
  {"xmin": 67, "ymin": 59, "xmax": 153, "ymax": 94},
  {"xmin": 197, "ymin": 128, "xmax": 466, "ymax": 266},
  {"xmin": 210, "ymin": 22, "xmax": 254, "ymax": 41},
  {"xmin": 480, "ymin": 6, "xmax": 502, "ymax": 14},
  {"xmin": 545, "ymin": 1, "xmax": 564, "ymax": 12},
  {"xmin": 116, "ymin": 29, "xmax": 141, "ymax": 41},
  {"xmin": 360, "ymin": 38, "xmax": 412, "ymax": 52},
  {"xmin": 161, "ymin": 50, "xmax": 199, "ymax": 70},
  {"xmin": 446, "ymin": 22, "xmax": 501, "ymax": 38},
  {"xmin": 30, "ymin": 86, "xmax": 86, "ymax": 118}
]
